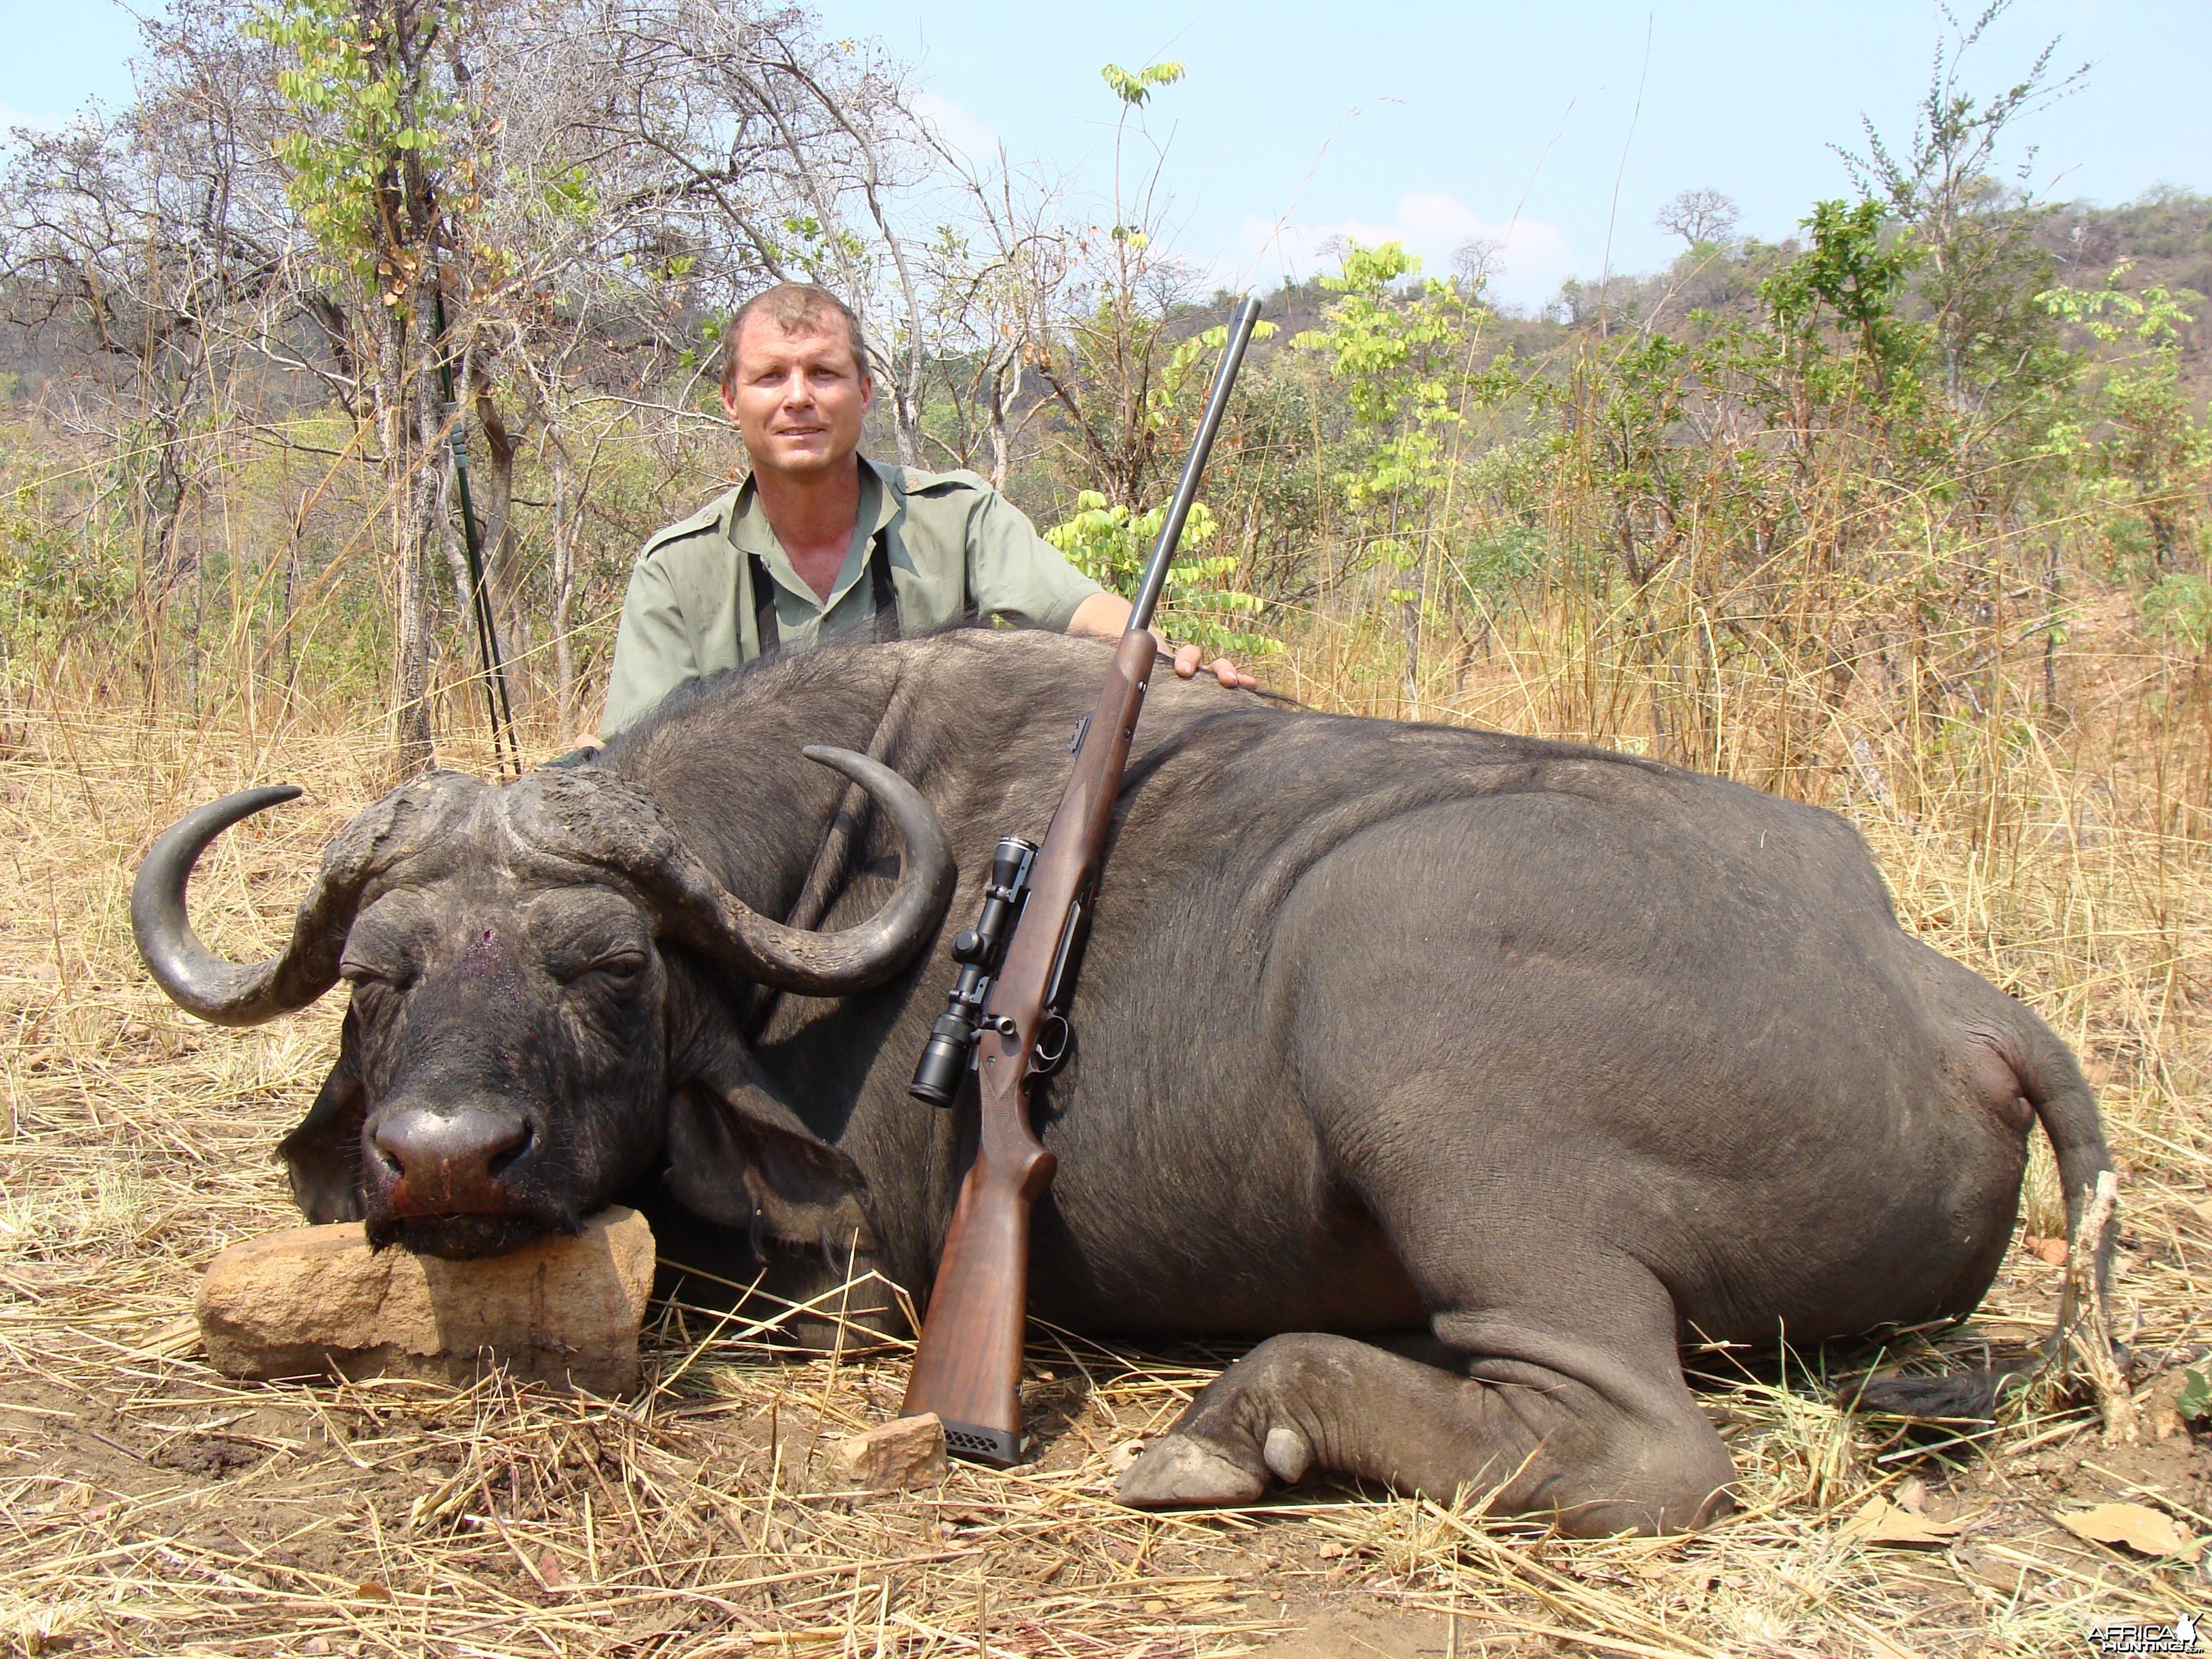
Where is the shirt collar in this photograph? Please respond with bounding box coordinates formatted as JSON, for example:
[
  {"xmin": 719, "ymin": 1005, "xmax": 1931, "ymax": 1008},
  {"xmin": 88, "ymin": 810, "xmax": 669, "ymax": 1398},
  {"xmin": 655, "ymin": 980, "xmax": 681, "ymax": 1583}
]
[
  {"xmin": 727, "ymin": 455, "xmax": 898, "ymax": 613},
  {"xmin": 861, "ymin": 453, "xmax": 903, "ymax": 537},
  {"xmin": 726, "ymin": 455, "xmax": 900, "ymax": 554}
]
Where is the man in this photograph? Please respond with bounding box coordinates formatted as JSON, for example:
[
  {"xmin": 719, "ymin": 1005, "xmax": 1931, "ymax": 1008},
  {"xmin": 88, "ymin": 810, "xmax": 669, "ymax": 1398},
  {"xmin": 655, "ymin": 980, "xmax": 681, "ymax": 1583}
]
[{"xmin": 594, "ymin": 283, "xmax": 1251, "ymax": 737}]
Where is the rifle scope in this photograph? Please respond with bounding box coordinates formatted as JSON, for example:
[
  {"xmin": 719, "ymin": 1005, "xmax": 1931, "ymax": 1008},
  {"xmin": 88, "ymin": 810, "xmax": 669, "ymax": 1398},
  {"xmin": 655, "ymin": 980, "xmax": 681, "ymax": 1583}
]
[{"xmin": 909, "ymin": 834, "xmax": 1037, "ymax": 1106}]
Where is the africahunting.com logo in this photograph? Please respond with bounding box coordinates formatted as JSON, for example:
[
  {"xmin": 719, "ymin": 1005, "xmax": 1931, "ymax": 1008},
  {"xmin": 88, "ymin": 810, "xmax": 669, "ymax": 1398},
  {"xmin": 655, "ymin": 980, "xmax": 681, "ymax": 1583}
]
[{"xmin": 2087, "ymin": 1612, "xmax": 2203, "ymax": 1655}]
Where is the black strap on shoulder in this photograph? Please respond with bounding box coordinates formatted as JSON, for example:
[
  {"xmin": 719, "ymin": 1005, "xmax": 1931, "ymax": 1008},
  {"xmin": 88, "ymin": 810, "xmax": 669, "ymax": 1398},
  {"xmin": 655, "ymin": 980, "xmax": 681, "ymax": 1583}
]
[
  {"xmin": 869, "ymin": 537, "xmax": 899, "ymax": 642},
  {"xmin": 750, "ymin": 541, "xmax": 901, "ymax": 657},
  {"xmin": 749, "ymin": 553, "xmax": 780, "ymax": 655}
]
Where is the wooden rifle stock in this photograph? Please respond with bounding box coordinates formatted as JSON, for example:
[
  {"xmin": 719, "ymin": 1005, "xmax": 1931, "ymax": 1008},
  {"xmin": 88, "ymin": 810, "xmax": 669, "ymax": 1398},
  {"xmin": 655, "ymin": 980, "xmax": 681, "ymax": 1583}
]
[{"xmin": 901, "ymin": 298, "xmax": 1263, "ymax": 1463}]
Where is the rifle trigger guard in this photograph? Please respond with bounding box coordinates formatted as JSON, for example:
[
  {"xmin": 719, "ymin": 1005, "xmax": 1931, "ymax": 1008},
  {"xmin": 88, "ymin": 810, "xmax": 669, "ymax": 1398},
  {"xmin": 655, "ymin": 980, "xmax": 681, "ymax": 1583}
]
[{"xmin": 1031, "ymin": 1014, "xmax": 1070, "ymax": 1075}]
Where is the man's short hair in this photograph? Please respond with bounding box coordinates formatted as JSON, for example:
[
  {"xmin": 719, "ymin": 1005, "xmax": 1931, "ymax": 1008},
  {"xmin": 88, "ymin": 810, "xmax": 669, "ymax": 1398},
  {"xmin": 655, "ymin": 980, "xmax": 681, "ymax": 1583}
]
[{"xmin": 722, "ymin": 283, "xmax": 871, "ymax": 393}]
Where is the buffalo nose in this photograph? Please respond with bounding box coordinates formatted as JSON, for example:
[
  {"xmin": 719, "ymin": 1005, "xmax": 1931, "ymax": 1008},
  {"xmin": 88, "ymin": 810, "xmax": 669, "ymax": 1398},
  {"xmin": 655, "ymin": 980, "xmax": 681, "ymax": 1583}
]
[{"xmin": 373, "ymin": 1107, "xmax": 530, "ymax": 1214}]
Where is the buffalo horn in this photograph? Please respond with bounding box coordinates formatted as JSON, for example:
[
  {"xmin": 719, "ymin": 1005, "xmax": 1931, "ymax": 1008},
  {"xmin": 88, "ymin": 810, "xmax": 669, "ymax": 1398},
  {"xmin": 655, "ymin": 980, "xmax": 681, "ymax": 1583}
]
[
  {"xmin": 514, "ymin": 747, "xmax": 954, "ymax": 996},
  {"xmin": 132, "ymin": 775, "xmax": 476, "ymax": 1026}
]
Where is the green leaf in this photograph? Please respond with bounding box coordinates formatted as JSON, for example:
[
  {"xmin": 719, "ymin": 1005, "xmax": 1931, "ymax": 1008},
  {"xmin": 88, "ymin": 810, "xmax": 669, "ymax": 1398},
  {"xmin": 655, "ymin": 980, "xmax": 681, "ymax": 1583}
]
[
  {"xmin": 1101, "ymin": 60, "xmax": 1185, "ymax": 107},
  {"xmin": 2175, "ymin": 1365, "xmax": 2212, "ymax": 1422},
  {"xmin": 2144, "ymin": 574, "xmax": 2212, "ymax": 653}
]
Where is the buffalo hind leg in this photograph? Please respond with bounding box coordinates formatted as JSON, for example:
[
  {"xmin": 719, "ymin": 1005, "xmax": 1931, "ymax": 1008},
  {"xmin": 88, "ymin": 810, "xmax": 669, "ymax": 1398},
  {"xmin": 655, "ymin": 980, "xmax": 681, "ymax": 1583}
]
[{"xmin": 1118, "ymin": 1285, "xmax": 1734, "ymax": 1536}]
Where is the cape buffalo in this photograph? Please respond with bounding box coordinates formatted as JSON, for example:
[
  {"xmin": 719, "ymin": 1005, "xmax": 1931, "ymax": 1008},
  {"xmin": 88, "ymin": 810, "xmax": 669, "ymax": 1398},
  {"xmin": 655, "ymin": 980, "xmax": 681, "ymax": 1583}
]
[{"xmin": 134, "ymin": 630, "xmax": 2112, "ymax": 1535}]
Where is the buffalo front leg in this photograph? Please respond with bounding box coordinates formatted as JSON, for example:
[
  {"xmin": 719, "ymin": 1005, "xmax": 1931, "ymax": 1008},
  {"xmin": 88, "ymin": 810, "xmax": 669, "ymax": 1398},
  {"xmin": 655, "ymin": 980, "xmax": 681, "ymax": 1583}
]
[{"xmin": 1118, "ymin": 1287, "xmax": 1734, "ymax": 1536}]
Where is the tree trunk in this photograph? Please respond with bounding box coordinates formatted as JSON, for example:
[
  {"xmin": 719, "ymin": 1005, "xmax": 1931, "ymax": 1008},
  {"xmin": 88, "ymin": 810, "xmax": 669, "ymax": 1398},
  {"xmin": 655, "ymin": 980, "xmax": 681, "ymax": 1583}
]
[
  {"xmin": 440, "ymin": 470, "xmax": 477, "ymax": 657},
  {"xmin": 548, "ymin": 440, "xmax": 578, "ymax": 740},
  {"xmin": 1402, "ymin": 589, "xmax": 1422, "ymax": 705},
  {"xmin": 985, "ymin": 344, "xmax": 1017, "ymax": 491},
  {"xmin": 472, "ymin": 366, "xmax": 529, "ymax": 695},
  {"xmin": 144, "ymin": 407, "xmax": 194, "ymax": 596},
  {"xmin": 384, "ymin": 304, "xmax": 436, "ymax": 779}
]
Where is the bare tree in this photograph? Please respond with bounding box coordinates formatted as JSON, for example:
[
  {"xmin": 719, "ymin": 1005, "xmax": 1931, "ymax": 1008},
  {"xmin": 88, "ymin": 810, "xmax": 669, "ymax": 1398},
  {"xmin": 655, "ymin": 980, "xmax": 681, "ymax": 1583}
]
[
  {"xmin": 903, "ymin": 145, "xmax": 1073, "ymax": 487},
  {"xmin": 1654, "ymin": 188, "xmax": 1740, "ymax": 249},
  {"xmin": 569, "ymin": 1, "xmax": 938, "ymax": 457},
  {"xmin": 1452, "ymin": 235, "xmax": 1504, "ymax": 293},
  {"xmin": 0, "ymin": 2, "xmax": 300, "ymax": 604}
]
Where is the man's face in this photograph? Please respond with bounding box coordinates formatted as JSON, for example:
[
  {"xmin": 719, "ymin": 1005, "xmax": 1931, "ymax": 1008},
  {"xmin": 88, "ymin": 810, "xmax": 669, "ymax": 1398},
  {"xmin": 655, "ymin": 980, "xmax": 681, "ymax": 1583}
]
[{"xmin": 721, "ymin": 312, "xmax": 872, "ymax": 480}]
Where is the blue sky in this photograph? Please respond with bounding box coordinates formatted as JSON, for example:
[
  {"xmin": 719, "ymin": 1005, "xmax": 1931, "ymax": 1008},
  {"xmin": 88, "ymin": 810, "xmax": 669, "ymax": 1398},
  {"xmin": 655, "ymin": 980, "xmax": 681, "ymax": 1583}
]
[{"xmin": 8, "ymin": 1, "xmax": 2206, "ymax": 309}]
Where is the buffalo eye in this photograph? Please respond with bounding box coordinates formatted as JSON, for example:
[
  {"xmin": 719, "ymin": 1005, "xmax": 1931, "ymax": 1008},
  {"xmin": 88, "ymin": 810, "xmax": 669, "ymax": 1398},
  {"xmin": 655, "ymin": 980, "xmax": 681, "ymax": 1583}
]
[
  {"xmin": 339, "ymin": 962, "xmax": 413, "ymax": 1003},
  {"xmin": 571, "ymin": 950, "xmax": 647, "ymax": 988}
]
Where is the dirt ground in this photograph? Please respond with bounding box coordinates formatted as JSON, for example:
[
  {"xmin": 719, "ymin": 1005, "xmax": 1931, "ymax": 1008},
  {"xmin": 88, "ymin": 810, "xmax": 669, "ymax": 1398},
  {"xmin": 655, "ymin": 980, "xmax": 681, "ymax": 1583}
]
[
  {"xmin": 2, "ymin": 1267, "xmax": 2208, "ymax": 1659},
  {"xmin": 2, "ymin": 678, "xmax": 2209, "ymax": 1658}
]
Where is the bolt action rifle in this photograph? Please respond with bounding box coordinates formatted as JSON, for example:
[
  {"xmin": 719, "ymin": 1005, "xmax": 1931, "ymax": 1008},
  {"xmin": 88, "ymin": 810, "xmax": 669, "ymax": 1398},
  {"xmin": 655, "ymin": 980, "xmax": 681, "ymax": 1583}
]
[{"xmin": 897, "ymin": 295, "xmax": 1263, "ymax": 1465}]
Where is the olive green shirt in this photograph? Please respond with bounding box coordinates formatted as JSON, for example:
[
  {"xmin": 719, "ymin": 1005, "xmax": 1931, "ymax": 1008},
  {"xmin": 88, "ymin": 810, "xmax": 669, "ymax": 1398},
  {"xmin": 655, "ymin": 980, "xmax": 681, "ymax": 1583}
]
[{"xmin": 600, "ymin": 457, "xmax": 1103, "ymax": 734}]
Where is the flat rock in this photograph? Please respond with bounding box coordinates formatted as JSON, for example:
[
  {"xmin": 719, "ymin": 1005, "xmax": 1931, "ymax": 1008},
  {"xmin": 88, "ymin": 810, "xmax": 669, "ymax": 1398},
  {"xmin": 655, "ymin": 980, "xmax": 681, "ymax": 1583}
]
[
  {"xmin": 197, "ymin": 1208, "xmax": 655, "ymax": 1395},
  {"xmin": 832, "ymin": 1414, "xmax": 948, "ymax": 1490}
]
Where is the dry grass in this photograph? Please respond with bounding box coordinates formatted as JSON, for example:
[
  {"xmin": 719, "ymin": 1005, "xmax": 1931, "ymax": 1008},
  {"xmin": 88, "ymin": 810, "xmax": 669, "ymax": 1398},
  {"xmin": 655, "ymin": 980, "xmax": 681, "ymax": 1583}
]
[{"xmin": 0, "ymin": 609, "xmax": 2207, "ymax": 1658}]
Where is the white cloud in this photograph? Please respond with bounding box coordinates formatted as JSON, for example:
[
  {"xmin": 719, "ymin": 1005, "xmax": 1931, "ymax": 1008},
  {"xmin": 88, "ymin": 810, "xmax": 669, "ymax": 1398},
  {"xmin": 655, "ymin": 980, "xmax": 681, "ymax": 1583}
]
[
  {"xmin": 0, "ymin": 102, "xmax": 64, "ymax": 135},
  {"xmin": 1240, "ymin": 190, "xmax": 1581, "ymax": 311},
  {"xmin": 912, "ymin": 91, "xmax": 998, "ymax": 165}
]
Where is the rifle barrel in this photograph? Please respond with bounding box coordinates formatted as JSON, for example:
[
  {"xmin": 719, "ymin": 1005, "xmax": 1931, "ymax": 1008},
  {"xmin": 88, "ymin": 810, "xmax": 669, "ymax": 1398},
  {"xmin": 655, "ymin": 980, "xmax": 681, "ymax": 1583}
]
[{"xmin": 1125, "ymin": 295, "xmax": 1264, "ymax": 637}]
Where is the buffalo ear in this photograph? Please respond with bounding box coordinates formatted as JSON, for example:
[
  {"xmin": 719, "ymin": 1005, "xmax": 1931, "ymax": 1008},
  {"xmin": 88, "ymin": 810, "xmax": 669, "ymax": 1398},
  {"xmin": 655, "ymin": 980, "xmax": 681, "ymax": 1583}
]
[
  {"xmin": 661, "ymin": 1079, "xmax": 878, "ymax": 1254},
  {"xmin": 278, "ymin": 1007, "xmax": 367, "ymax": 1224}
]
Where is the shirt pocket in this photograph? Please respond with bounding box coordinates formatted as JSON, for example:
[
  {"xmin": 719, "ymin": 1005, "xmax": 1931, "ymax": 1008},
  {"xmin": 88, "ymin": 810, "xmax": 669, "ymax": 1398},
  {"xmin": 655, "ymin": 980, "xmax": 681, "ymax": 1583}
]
[{"xmin": 885, "ymin": 530, "xmax": 966, "ymax": 634}]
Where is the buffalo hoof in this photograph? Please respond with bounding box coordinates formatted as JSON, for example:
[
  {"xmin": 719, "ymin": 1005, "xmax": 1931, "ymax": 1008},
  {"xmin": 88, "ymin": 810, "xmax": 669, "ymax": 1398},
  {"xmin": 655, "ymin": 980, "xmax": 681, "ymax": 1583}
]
[
  {"xmin": 1115, "ymin": 1435, "xmax": 1267, "ymax": 1509},
  {"xmin": 1263, "ymin": 1425, "xmax": 1314, "ymax": 1483}
]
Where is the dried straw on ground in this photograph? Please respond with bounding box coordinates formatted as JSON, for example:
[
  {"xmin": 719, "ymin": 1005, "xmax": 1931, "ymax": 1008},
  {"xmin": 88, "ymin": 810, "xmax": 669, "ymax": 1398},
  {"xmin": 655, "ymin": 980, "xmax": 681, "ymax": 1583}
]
[{"xmin": 0, "ymin": 617, "xmax": 2205, "ymax": 1657}]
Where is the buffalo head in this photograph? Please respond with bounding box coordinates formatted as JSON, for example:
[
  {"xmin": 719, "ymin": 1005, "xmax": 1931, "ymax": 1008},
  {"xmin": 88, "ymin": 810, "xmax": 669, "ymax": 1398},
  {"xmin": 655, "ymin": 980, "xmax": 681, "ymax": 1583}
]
[{"xmin": 132, "ymin": 751, "xmax": 954, "ymax": 1260}]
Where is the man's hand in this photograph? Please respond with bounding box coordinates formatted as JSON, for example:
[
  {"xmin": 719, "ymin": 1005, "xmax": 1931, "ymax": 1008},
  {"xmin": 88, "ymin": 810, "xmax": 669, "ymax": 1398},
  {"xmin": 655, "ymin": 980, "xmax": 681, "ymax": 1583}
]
[
  {"xmin": 1067, "ymin": 592, "xmax": 1256, "ymax": 689},
  {"xmin": 1170, "ymin": 640, "xmax": 1256, "ymax": 689}
]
